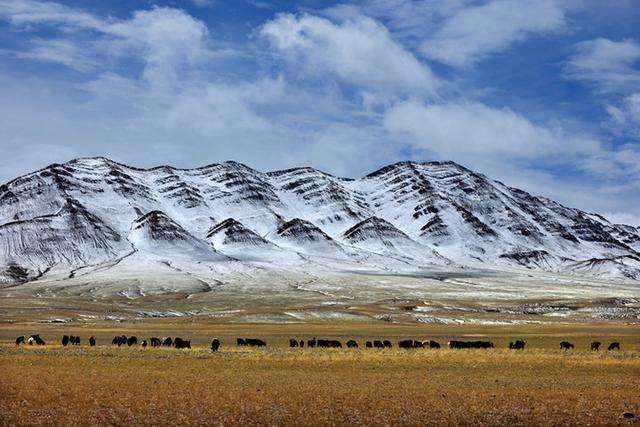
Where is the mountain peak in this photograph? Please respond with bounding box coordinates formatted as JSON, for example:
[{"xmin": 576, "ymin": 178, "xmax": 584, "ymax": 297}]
[{"xmin": 2, "ymin": 157, "xmax": 639, "ymax": 285}]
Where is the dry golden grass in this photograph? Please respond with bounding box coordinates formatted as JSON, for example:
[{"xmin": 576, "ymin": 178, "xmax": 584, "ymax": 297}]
[{"xmin": 1, "ymin": 321, "xmax": 639, "ymax": 426}]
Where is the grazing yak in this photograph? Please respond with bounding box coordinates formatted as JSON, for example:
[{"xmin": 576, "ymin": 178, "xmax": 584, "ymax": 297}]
[
  {"xmin": 174, "ymin": 338, "xmax": 191, "ymax": 349},
  {"xmin": 15, "ymin": 336, "xmax": 25, "ymax": 345},
  {"xmin": 70, "ymin": 336, "xmax": 80, "ymax": 345},
  {"xmin": 89, "ymin": 336, "xmax": 96, "ymax": 347},
  {"xmin": 299, "ymin": 340, "xmax": 304, "ymax": 348},
  {"xmin": 28, "ymin": 335, "xmax": 46, "ymax": 346},
  {"xmin": 307, "ymin": 337, "xmax": 317, "ymax": 348},
  {"xmin": 317, "ymin": 339, "xmax": 342, "ymax": 348},
  {"xmin": 62, "ymin": 335, "xmax": 70, "ymax": 347},
  {"xmin": 245, "ymin": 338, "xmax": 267, "ymax": 347},
  {"xmin": 429, "ymin": 340, "xmax": 441, "ymax": 349},
  {"xmin": 560, "ymin": 341, "xmax": 574, "ymax": 350},
  {"xmin": 346, "ymin": 340, "xmax": 358, "ymax": 348},
  {"xmin": 150, "ymin": 337, "xmax": 161, "ymax": 347},
  {"xmin": 127, "ymin": 336, "xmax": 138, "ymax": 347},
  {"xmin": 591, "ymin": 341, "xmax": 601, "ymax": 351},
  {"xmin": 509, "ymin": 340, "xmax": 526, "ymax": 350},
  {"xmin": 162, "ymin": 337, "xmax": 173, "ymax": 347},
  {"xmin": 398, "ymin": 340, "xmax": 426, "ymax": 349},
  {"xmin": 237, "ymin": 338, "xmax": 246, "ymax": 346},
  {"xmin": 398, "ymin": 339, "xmax": 414, "ymax": 349},
  {"xmin": 365, "ymin": 341, "xmax": 373, "ymax": 348},
  {"xmin": 112, "ymin": 335, "xmax": 127, "ymax": 346},
  {"xmin": 608, "ymin": 342, "xmax": 620, "ymax": 351},
  {"xmin": 373, "ymin": 340, "xmax": 384, "ymax": 349},
  {"xmin": 289, "ymin": 339, "xmax": 299, "ymax": 348},
  {"xmin": 449, "ymin": 340, "xmax": 494, "ymax": 349},
  {"xmin": 383, "ymin": 340, "xmax": 392, "ymax": 348},
  {"xmin": 211, "ymin": 339, "xmax": 220, "ymax": 352}
]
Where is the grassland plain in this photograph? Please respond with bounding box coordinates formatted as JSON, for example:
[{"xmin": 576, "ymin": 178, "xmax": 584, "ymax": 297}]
[{"xmin": 1, "ymin": 321, "xmax": 639, "ymax": 426}]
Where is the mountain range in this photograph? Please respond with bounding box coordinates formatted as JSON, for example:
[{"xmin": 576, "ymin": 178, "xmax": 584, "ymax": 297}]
[{"xmin": 1, "ymin": 157, "xmax": 639, "ymax": 291}]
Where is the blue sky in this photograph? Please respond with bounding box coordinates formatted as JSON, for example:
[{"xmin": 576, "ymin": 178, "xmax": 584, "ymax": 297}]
[{"xmin": 0, "ymin": 0, "xmax": 639, "ymax": 224}]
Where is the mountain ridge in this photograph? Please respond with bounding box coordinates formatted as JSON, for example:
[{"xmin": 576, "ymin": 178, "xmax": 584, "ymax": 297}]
[{"xmin": 1, "ymin": 156, "xmax": 639, "ymax": 287}]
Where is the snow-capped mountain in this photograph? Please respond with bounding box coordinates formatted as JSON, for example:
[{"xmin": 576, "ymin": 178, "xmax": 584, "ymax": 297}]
[{"xmin": 1, "ymin": 157, "xmax": 639, "ymax": 286}]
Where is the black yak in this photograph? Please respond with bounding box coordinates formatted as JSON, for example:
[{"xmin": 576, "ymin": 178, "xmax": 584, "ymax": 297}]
[
  {"xmin": 346, "ymin": 340, "xmax": 358, "ymax": 348},
  {"xmin": 317, "ymin": 339, "xmax": 342, "ymax": 348},
  {"xmin": 162, "ymin": 337, "xmax": 173, "ymax": 347},
  {"xmin": 591, "ymin": 341, "xmax": 601, "ymax": 351},
  {"xmin": 127, "ymin": 336, "xmax": 138, "ymax": 347},
  {"xmin": 365, "ymin": 341, "xmax": 372, "ymax": 348},
  {"xmin": 429, "ymin": 340, "xmax": 441, "ymax": 349},
  {"xmin": 211, "ymin": 339, "xmax": 220, "ymax": 352},
  {"xmin": 449, "ymin": 340, "xmax": 494, "ymax": 349},
  {"xmin": 383, "ymin": 340, "xmax": 392, "ymax": 348},
  {"xmin": 62, "ymin": 335, "xmax": 70, "ymax": 347},
  {"xmin": 244, "ymin": 338, "xmax": 266, "ymax": 347},
  {"xmin": 89, "ymin": 336, "xmax": 96, "ymax": 347},
  {"xmin": 398, "ymin": 339, "xmax": 414, "ymax": 349},
  {"xmin": 112, "ymin": 335, "xmax": 127, "ymax": 346},
  {"xmin": 141, "ymin": 340, "xmax": 148, "ymax": 348},
  {"xmin": 150, "ymin": 337, "xmax": 161, "ymax": 347},
  {"xmin": 174, "ymin": 338, "xmax": 191, "ymax": 349},
  {"xmin": 15, "ymin": 336, "xmax": 25, "ymax": 345},
  {"xmin": 560, "ymin": 341, "xmax": 574, "ymax": 350},
  {"xmin": 289, "ymin": 339, "xmax": 299, "ymax": 348},
  {"xmin": 608, "ymin": 342, "xmax": 620, "ymax": 351},
  {"xmin": 28, "ymin": 335, "xmax": 45, "ymax": 346},
  {"xmin": 509, "ymin": 340, "xmax": 526, "ymax": 350}
]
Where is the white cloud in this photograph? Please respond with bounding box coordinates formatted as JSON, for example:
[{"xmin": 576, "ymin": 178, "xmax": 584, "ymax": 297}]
[
  {"xmin": 601, "ymin": 212, "xmax": 640, "ymax": 227},
  {"xmin": 564, "ymin": 38, "xmax": 640, "ymax": 92},
  {"xmin": 16, "ymin": 38, "xmax": 97, "ymax": 72},
  {"xmin": 260, "ymin": 12, "xmax": 439, "ymax": 96},
  {"xmin": 420, "ymin": 0, "xmax": 567, "ymax": 67},
  {"xmin": 606, "ymin": 93, "xmax": 640, "ymax": 138},
  {"xmin": 1, "ymin": 2, "xmax": 213, "ymax": 91},
  {"xmin": 1, "ymin": 0, "xmax": 639, "ymax": 226},
  {"xmin": 383, "ymin": 100, "xmax": 599, "ymax": 160},
  {"xmin": 0, "ymin": 0, "xmax": 103, "ymax": 29}
]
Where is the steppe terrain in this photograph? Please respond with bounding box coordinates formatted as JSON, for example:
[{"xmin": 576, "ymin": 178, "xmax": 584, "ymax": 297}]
[{"xmin": 1, "ymin": 320, "xmax": 639, "ymax": 425}]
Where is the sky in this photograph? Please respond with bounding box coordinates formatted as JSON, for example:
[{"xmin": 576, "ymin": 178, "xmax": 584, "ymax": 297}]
[{"xmin": 0, "ymin": 0, "xmax": 639, "ymax": 225}]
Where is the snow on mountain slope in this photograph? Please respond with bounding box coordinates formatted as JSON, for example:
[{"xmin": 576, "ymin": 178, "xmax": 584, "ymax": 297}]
[
  {"xmin": 566, "ymin": 255, "xmax": 640, "ymax": 281},
  {"xmin": 205, "ymin": 217, "xmax": 301, "ymax": 262},
  {"xmin": 0, "ymin": 198, "xmax": 130, "ymax": 283},
  {"xmin": 129, "ymin": 210, "xmax": 226, "ymax": 261},
  {"xmin": 266, "ymin": 218, "xmax": 348, "ymax": 258},
  {"xmin": 1, "ymin": 156, "xmax": 639, "ymax": 287},
  {"xmin": 342, "ymin": 216, "xmax": 448, "ymax": 264}
]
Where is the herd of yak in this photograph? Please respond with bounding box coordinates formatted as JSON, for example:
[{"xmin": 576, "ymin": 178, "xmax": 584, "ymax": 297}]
[{"xmin": 13, "ymin": 334, "xmax": 622, "ymax": 352}]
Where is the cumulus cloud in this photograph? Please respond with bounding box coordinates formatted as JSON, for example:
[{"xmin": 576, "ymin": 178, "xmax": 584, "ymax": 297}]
[
  {"xmin": 1, "ymin": 0, "xmax": 639, "ymax": 224},
  {"xmin": 606, "ymin": 93, "xmax": 640, "ymax": 138},
  {"xmin": 382, "ymin": 100, "xmax": 600, "ymax": 161},
  {"xmin": 564, "ymin": 38, "xmax": 640, "ymax": 92},
  {"xmin": 260, "ymin": 12, "xmax": 439, "ymax": 96},
  {"xmin": 420, "ymin": 0, "xmax": 567, "ymax": 67},
  {"xmin": 1, "ymin": 1, "xmax": 214, "ymax": 89}
]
